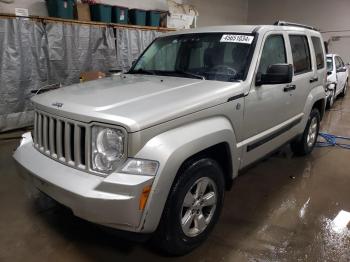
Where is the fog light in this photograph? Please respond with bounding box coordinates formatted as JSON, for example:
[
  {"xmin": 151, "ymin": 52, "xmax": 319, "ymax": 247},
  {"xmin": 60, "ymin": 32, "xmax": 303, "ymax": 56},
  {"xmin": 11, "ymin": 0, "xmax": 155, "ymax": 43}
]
[{"xmin": 120, "ymin": 159, "xmax": 159, "ymax": 176}]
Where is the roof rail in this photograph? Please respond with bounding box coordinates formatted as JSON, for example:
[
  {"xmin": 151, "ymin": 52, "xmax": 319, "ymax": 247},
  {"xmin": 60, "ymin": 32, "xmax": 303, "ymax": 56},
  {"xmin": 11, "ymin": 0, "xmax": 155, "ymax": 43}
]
[{"xmin": 274, "ymin": 21, "xmax": 319, "ymax": 31}]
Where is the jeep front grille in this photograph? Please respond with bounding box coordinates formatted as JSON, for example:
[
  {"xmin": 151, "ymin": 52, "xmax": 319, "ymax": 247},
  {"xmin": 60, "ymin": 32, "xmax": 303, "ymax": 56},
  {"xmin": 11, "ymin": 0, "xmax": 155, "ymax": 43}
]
[{"xmin": 33, "ymin": 110, "xmax": 88, "ymax": 171}]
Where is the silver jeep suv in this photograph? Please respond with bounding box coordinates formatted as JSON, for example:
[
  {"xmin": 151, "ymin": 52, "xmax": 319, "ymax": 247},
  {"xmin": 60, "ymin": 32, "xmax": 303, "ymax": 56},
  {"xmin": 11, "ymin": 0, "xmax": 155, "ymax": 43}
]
[{"xmin": 14, "ymin": 22, "xmax": 326, "ymax": 255}]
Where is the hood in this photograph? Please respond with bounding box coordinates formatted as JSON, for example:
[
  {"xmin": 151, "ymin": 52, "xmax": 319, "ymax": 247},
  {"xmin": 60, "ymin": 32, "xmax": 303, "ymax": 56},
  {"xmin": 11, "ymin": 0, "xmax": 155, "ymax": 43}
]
[{"xmin": 32, "ymin": 74, "xmax": 243, "ymax": 132}]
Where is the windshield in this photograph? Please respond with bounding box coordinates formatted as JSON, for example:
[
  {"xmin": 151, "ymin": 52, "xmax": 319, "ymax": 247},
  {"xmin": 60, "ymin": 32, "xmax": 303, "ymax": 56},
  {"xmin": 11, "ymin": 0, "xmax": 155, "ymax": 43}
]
[
  {"xmin": 327, "ymin": 58, "xmax": 333, "ymax": 72},
  {"xmin": 129, "ymin": 33, "xmax": 255, "ymax": 82}
]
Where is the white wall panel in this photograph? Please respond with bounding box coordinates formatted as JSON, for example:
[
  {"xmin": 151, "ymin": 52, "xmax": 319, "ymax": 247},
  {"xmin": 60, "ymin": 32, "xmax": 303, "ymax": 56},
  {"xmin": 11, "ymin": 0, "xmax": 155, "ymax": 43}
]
[
  {"xmin": 185, "ymin": 0, "xmax": 248, "ymax": 27},
  {"xmin": 248, "ymin": 0, "xmax": 350, "ymax": 62}
]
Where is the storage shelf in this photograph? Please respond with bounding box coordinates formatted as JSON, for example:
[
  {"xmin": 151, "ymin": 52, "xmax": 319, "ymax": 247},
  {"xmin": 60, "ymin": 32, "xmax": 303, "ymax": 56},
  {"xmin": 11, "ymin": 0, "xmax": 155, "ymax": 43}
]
[{"xmin": 0, "ymin": 13, "xmax": 176, "ymax": 32}]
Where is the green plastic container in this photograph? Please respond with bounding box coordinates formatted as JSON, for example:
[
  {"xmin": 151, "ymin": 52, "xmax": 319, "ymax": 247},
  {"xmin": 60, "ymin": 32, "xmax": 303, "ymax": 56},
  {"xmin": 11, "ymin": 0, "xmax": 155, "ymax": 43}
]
[
  {"xmin": 46, "ymin": 0, "xmax": 75, "ymax": 19},
  {"xmin": 147, "ymin": 10, "xmax": 161, "ymax": 27},
  {"xmin": 90, "ymin": 4, "xmax": 112, "ymax": 23},
  {"xmin": 112, "ymin": 6, "xmax": 128, "ymax": 24},
  {"xmin": 129, "ymin": 9, "xmax": 146, "ymax": 26}
]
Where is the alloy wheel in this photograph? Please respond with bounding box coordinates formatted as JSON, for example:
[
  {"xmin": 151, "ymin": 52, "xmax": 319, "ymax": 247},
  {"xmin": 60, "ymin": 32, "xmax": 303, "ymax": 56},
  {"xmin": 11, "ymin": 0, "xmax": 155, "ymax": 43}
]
[
  {"xmin": 180, "ymin": 177, "xmax": 218, "ymax": 237},
  {"xmin": 307, "ymin": 117, "xmax": 318, "ymax": 148}
]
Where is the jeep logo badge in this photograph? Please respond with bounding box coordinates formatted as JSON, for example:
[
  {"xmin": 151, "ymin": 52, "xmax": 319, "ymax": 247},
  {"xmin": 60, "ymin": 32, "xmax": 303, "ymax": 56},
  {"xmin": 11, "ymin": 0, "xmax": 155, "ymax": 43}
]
[{"xmin": 52, "ymin": 102, "xmax": 63, "ymax": 108}]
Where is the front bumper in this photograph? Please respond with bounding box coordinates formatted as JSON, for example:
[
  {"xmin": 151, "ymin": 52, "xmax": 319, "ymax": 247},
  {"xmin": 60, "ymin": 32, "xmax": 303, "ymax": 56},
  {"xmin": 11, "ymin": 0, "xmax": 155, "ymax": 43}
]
[{"xmin": 13, "ymin": 133, "xmax": 154, "ymax": 232}]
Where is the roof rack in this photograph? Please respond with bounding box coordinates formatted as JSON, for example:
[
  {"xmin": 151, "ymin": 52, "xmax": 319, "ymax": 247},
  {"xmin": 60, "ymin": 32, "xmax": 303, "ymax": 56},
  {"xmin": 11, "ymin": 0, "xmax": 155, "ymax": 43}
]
[{"xmin": 274, "ymin": 21, "xmax": 319, "ymax": 31}]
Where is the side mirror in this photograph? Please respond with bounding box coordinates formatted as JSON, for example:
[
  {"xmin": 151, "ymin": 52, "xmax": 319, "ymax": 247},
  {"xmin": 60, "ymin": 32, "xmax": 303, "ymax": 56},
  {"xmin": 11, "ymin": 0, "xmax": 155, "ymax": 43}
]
[
  {"xmin": 337, "ymin": 67, "xmax": 347, "ymax": 73},
  {"xmin": 256, "ymin": 64, "xmax": 293, "ymax": 86},
  {"xmin": 327, "ymin": 71, "xmax": 332, "ymax": 75}
]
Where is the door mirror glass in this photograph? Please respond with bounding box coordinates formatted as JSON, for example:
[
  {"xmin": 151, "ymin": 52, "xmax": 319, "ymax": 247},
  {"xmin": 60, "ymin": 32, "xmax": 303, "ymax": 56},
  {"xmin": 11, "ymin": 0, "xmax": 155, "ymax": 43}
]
[{"xmin": 256, "ymin": 64, "xmax": 293, "ymax": 86}]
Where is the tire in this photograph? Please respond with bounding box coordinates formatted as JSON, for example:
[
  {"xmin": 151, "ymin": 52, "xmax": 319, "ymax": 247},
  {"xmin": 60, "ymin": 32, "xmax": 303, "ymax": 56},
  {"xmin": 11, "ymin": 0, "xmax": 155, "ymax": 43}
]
[
  {"xmin": 291, "ymin": 108, "xmax": 320, "ymax": 156},
  {"xmin": 340, "ymin": 79, "xmax": 348, "ymax": 97},
  {"xmin": 327, "ymin": 88, "xmax": 335, "ymax": 109},
  {"xmin": 155, "ymin": 158, "xmax": 225, "ymax": 256}
]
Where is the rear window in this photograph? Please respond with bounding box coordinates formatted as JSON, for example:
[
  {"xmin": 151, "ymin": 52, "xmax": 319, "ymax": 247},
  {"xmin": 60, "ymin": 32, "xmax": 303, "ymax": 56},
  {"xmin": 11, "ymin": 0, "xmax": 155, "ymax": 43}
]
[
  {"xmin": 289, "ymin": 35, "xmax": 312, "ymax": 75},
  {"xmin": 311, "ymin": 37, "xmax": 325, "ymax": 69}
]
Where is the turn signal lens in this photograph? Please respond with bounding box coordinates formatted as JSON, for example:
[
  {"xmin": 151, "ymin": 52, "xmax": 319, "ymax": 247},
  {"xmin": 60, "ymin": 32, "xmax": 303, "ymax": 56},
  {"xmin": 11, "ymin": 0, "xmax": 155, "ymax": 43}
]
[
  {"xmin": 139, "ymin": 185, "xmax": 152, "ymax": 210},
  {"xmin": 120, "ymin": 159, "xmax": 159, "ymax": 176}
]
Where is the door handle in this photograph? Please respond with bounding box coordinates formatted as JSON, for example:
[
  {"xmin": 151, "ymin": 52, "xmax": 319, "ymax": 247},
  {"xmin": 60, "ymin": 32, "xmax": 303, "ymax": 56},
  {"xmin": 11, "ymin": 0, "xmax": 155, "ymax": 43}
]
[
  {"xmin": 310, "ymin": 77, "xmax": 319, "ymax": 83},
  {"xmin": 283, "ymin": 84, "xmax": 296, "ymax": 92}
]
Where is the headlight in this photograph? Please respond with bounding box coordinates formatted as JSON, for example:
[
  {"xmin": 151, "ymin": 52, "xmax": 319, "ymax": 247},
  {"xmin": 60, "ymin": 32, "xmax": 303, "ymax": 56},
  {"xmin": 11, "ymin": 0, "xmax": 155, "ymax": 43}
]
[{"xmin": 91, "ymin": 126, "xmax": 125, "ymax": 173}]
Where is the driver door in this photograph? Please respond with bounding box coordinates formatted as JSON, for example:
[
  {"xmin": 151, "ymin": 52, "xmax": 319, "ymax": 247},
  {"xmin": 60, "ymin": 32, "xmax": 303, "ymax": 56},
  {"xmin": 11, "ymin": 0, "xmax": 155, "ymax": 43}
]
[{"xmin": 241, "ymin": 32, "xmax": 294, "ymax": 167}]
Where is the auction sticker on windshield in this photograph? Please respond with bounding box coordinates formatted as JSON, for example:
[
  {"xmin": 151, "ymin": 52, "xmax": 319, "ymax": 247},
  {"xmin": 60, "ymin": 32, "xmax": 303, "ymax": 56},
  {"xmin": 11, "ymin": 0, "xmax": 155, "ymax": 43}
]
[{"xmin": 220, "ymin": 34, "xmax": 254, "ymax": 44}]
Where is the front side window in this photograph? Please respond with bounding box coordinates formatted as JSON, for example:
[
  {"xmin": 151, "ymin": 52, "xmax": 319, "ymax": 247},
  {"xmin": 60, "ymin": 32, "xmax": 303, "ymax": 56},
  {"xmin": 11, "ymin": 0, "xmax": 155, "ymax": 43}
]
[
  {"xmin": 311, "ymin": 36, "xmax": 325, "ymax": 69},
  {"xmin": 258, "ymin": 34, "xmax": 287, "ymax": 74},
  {"xmin": 327, "ymin": 57, "xmax": 333, "ymax": 72},
  {"xmin": 289, "ymin": 35, "xmax": 312, "ymax": 75},
  {"xmin": 130, "ymin": 33, "xmax": 255, "ymax": 82},
  {"xmin": 338, "ymin": 56, "xmax": 345, "ymax": 67},
  {"xmin": 335, "ymin": 57, "xmax": 341, "ymax": 69}
]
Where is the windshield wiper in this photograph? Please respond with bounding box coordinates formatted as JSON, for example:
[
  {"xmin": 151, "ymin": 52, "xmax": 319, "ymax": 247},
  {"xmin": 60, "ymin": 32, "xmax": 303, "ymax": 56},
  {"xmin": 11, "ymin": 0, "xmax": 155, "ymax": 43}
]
[
  {"xmin": 129, "ymin": 68, "xmax": 156, "ymax": 75},
  {"xmin": 174, "ymin": 70, "xmax": 206, "ymax": 80}
]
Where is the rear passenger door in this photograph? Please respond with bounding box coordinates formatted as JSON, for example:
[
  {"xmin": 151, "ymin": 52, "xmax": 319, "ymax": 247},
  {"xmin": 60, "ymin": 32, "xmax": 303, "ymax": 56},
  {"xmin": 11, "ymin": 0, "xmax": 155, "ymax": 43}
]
[
  {"xmin": 311, "ymin": 36, "xmax": 326, "ymax": 90},
  {"xmin": 288, "ymin": 34, "xmax": 315, "ymax": 116}
]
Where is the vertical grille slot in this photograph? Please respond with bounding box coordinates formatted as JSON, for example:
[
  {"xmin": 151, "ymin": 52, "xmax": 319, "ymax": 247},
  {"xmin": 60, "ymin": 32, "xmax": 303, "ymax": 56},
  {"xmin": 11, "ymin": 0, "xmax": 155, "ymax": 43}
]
[
  {"xmin": 61, "ymin": 121, "xmax": 69, "ymax": 161},
  {"xmin": 73, "ymin": 125, "xmax": 80, "ymax": 166},
  {"xmin": 80, "ymin": 127, "xmax": 86, "ymax": 166},
  {"xmin": 49, "ymin": 118, "xmax": 56, "ymax": 155},
  {"xmin": 69, "ymin": 123, "xmax": 75, "ymax": 163},
  {"xmin": 33, "ymin": 110, "xmax": 89, "ymax": 172},
  {"xmin": 34, "ymin": 112, "xmax": 38, "ymax": 145},
  {"xmin": 43, "ymin": 115, "xmax": 49, "ymax": 151},
  {"xmin": 56, "ymin": 120, "xmax": 63, "ymax": 159},
  {"xmin": 38, "ymin": 113, "xmax": 43, "ymax": 149}
]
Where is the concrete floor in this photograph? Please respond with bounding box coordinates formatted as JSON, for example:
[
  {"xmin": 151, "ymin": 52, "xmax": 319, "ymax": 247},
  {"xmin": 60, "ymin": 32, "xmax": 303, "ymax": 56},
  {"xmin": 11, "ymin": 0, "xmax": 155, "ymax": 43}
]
[{"xmin": 1, "ymin": 95, "xmax": 350, "ymax": 262}]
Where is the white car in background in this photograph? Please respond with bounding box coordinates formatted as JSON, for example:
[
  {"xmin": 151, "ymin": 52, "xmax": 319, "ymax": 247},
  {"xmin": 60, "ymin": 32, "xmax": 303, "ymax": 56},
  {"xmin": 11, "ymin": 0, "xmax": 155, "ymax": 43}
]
[{"xmin": 326, "ymin": 54, "xmax": 349, "ymax": 108}]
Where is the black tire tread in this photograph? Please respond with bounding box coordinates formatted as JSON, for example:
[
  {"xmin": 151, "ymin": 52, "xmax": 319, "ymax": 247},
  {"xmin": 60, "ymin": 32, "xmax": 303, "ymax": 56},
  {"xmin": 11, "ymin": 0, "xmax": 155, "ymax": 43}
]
[
  {"xmin": 291, "ymin": 108, "xmax": 320, "ymax": 156},
  {"xmin": 154, "ymin": 158, "xmax": 225, "ymax": 256}
]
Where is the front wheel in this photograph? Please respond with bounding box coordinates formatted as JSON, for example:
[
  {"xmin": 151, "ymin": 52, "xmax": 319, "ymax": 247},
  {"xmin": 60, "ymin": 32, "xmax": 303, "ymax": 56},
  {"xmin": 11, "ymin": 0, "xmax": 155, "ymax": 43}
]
[
  {"xmin": 291, "ymin": 108, "xmax": 320, "ymax": 156},
  {"xmin": 155, "ymin": 158, "xmax": 225, "ymax": 256}
]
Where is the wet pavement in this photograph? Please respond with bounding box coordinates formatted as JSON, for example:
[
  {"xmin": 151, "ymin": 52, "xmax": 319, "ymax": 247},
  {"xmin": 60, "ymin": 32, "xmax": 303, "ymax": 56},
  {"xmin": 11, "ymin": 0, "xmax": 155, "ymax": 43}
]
[{"xmin": 1, "ymin": 94, "xmax": 350, "ymax": 262}]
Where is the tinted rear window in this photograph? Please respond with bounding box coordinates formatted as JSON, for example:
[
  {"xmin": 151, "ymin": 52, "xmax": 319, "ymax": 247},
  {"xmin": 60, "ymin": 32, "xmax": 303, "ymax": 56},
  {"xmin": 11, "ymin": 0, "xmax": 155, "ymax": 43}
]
[
  {"xmin": 289, "ymin": 35, "xmax": 312, "ymax": 75},
  {"xmin": 311, "ymin": 37, "xmax": 325, "ymax": 69}
]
